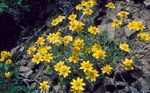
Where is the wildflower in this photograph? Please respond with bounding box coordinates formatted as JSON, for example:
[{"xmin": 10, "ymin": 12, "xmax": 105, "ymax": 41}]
[
  {"xmin": 119, "ymin": 43, "xmax": 130, "ymax": 52},
  {"xmin": 72, "ymin": 47, "xmax": 82, "ymax": 55},
  {"xmin": 27, "ymin": 46, "xmax": 36, "ymax": 55},
  {"xmin": 68, "ymin": 55, "xmax": 79, "ymax": 63},
  {"xmin": 92, "ymin": 49, "xmax": 106, "ymax": 59},
  {"xmin": 127, "ymin": 21, "xmax": 145, "ymax": 31},
  {"xmin": 105, "ymin": 2, "xmax": 115, "ymax": 9},
  {"xmin": 32, "ymin": 53, "xmax": 43, "ymax": 64},
  {"xmin": 5, "ymin": 59, "xmax": 12, "ymax": 65},
  {"xmin": 123, "ymin": 58, "xmax": 133, "ymax": 70},
  {"xmin": 51, "ymin": 19, "xmax": 59, "ymax": 26},
  {"xmin": 86, "ymin": 69, "xmax": 99, "ymax": 82},
  {"xmin": 57, "ymin": 15, "xmax": 65, "ymax": 22},
  {"xmin": 70, "ymin": 77, "xmax": 85, "ymax": 92},
  {"xmin": 51, "ymin": 15, "xmax": 65, "ymax": 26},
  {"xmin": 118, "ymin": 10, "xmax": 129, "ymax": 19},
  {"xmin": 73, "ymin": 38, "xmax": 85, "ymax": 48},
  {"xmin": 112, "ymin": 19, "xmax": 122, "ymax": 28},
  {"xmin": 80, "ymin": 61, "xmax": 93, "ymax": 72},
  {"xmin": 39, "ymin": 81, "xmax": 49, "ymax": 92},
  {"xmin": 59, "ymin": 65, "xmax": 71, "ymax": 77},
  {"xmin": 1, "ymin": 51, "xmax": 11, "ymax": 58},
  {"xmin": 84, "ymin": 0, "xmax": 96, "ymax": 8},
  {"xmin": 88, "ymin": 26, "xmax": 99, "ymax": 35},
  {"xmin": 91, "ymin": 43, "xmax": 102, "ymax": 52},
  {"xmin": 85, "ymin": 47, "xmax": 92, "ymax": 54},
  {"xmin": 137, "ymin": 32, "xmax": 150, "ymax": 41},
  {"xmin": 47, "ymin": 32, "xmax": 62, "ymax": 45},
  {"xmin": 54, "ymin": 61, "xmax": 64, "ymax": 72},
  {"xmin": 76, "ymin": 4, "xmax": 83, "ymax": 10},
  {"xmin": 63, "ymin": 35, "xmax": 73, "ymax": 44},
  {"xmin": 68, "ymin": 14, "xmax": 77, "ymax": 21},
  {"xmin": 0, "ymin": 57, "xmax": 5, "ymax": 62},
  {"xmin": 43, "ymin": 53, "xmax": 53, "ymax": 62},
  {"xmin": 69, "ymin": 20, "xmax": 85, "ymax": 32},
  {"xmin": 36, "ymin": 37, "xmax": 45, "ymax": 46},
  {"xmin": 37, "ymin": 46, "xmax": 51, "ymax": 54},
  {"xmin": 101, "ymin": 64, "xmax": 113, "ymax": 75},
  {"xmin": 5, "ymin": 72, "xmax": 11, "ymax": 79},
  {"xmin": 83, "ymin": 8, "xmax": 93, "ymax": 15}
]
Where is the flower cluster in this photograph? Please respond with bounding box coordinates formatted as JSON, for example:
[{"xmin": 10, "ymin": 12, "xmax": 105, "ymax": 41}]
[{"xmin": 51, "ymin": 15, "xmax": 65, "ymax": 26}]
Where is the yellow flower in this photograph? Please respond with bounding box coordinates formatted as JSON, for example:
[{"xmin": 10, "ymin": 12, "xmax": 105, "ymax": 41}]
[
  {"xmin": 36, "ymin": 37, "xmax": 45, "ymax": 46},
  {"xmin": 57, "ymin": 15, "xmax": 65, "ymax": 22},
  {"xmin": 69, "ymin": 20, "xmax": 85, "ymax": 32},
  {"xmin": 54, "ymin": 61, "xmax": 64, "ymax": 72},
  {"xmin": 119, "ymin": 43, "xmax": 130, "ymax": 52},
  {"xmin": 86, "ymin": 69, "xmax": 99, "ymax": 82},
  {"xmin": 47, "ymin": 32, "xmax": 62, "ymax": 45},
  {"xmin": 72, "ymin": 47, "xmax": 82, "ymax": 55},
  {"xmin": 127, "ymin": 21, "xmax": 145, "ymax": 31},
  {"xmin": 85, "ymin": 47, "xmax": 92, "ymax": 54},
  {"xmin": 105, "ymin": 2, "xmax": 115, "ymax": 9},
  {"xmin": 73, "ymin": 38, "xmax": 85, "ymax": 48},
  {"xmin": 0, "ymin": 57, "xmax": 5, "ymax": 62},
  {"xmin": 32, "ymin": 53, "xmax": 43, "ymax": 64},
  {"xmin": 5, "ymin": 72, "xmax": 11, "ymax": 79},
  {"xmin": 137, "ymin": 32, "xmax": 150, "ymax": 41},
  {"xmin": 118, "ymin": 10, "xmax": 129, "ymax": 19},
  {"xmin": 68, "ymin": 14, "xmax": 77, "ymax": 21},
  {"xmin": 92, "ymin": 49, "xmax": 106, "ymax": 59},
  {"xmin": 27, "ymin": 46, "xmax": 36, "ymax": 55},
  {"xmin": 76, "ymin": 4, "xmax": 83, "ymax": 10},
  {"xmin": 68, "ymin": 55, "xmax": 79, "ymax": 63},
  {"xmin": 59, "ymin": 65, "xmax": 71, "ymax": 77},
  {"xmin": 63, "ymin": 35, "xmax": 73, "ymax": 44},
  {"xmin": 112, "ymin": 19, "xmax": 122, "ymax": 28},
  {"xmin": 5, "ymin": 59, "xmax": 12, "ymax": 65},
  {"xmin": 51, "ymin": 19, "xmax": 59, "ymax": 26},
  {"xmin": 81, "ymin": 1, "xmax": 87, "ymax": 6},
  {"xmin": 101, "ymin": 64, "xmax": 113, "ymax": 75},
  {"xmin": 80, "ymin": 61, "xmax": 93, "ymax": 72},
  {"xmin": 43, "ymin": 53, "xmax": 53, "ymax": 62},
  {"xmin": 37, "ymin": 46, "xmax": 51, "ymax": 54},
  {"xmin": 84, "ymin": 0, "xmax": 96, "ymax": 8},
  {"xmin": 39, "ymin": 81, "xmax": 49, "ymax": 91},
  {"xmin": 51, "ymin": 15, "xmax": 65, "ymax": 26},
  {"xmin": 1, "ymin": 51, "xmax": 11, "ymax": 58},
  {"xmin": 91, "ymin": 43, "xmax": 102, "ymax": 52},
  {"xmin": 83, "ymin": 8, "xmax": 93, "ymax": 15},
  {"xmin": 123, "ymin": 58, "xmax": 133, "ymax": 70},
  {"xmin": 88, "ymin": 26, "xmax": 99, "ymax": 35},
  {"xmin": 70, "ymin": 77, "xmax": 85, "ymax": 92}
]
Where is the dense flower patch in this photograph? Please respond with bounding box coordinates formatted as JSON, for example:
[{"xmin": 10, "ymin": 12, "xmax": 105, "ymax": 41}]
[{"xmin": 0, "ymin": 0, "xmax": 150, "ymax": 93}]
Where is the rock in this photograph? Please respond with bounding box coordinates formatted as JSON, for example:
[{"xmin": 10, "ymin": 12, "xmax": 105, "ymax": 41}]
[
  {"xmin": 99, "ymin": 23, "xmax": 115, "ymax": 40},
  {"xmin": 23, "ymin": 70, "xmax": 33, "ymax": 78},
  {"xmin": 20, "ymin": 66, "xmax": 33, "ymax": 78},
  {"xmin": 20, "ymin": 66, "xmax": 31, "ymax": 72},
  {"xmin": 16, "ymin": 59, "xmax": 29, "ymax": 66},
  {"xmin": 27, "ymin": 61, "xmax": 36, "ymax": 68},
  {"xmin": 138, "ymin": 78, "xmax": 150, "ymax": 91},
  {"xmin": 144, "ymin": 0, "xmax": 150, "ymax": 7},
  {"xmin": 52, "ymin": 85, "xmax": 66, "ymax": 93},
  {"xmin": 30, "ymin": 82, "xmax": 38, "ymax": 90},
  {"xmin": 10, "ymin": 46, "xmax": 20, "ymax": 55}
]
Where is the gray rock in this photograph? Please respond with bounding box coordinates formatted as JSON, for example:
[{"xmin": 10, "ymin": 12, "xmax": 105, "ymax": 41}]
[{"xmin": 144, "ymin": 0, "xmax": 150, "ymax": 7}]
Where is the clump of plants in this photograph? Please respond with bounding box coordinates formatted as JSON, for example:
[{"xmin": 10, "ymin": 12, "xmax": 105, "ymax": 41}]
[
  {"xmin": 0, "ymin": 50, "xmax": 28, "ymax": 93},
  {"xmin": 26, "ymin": 0, "xmax": 150, "ymax": 92}
]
